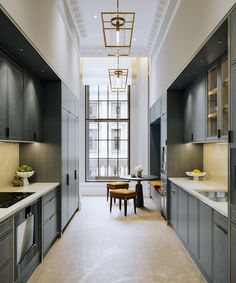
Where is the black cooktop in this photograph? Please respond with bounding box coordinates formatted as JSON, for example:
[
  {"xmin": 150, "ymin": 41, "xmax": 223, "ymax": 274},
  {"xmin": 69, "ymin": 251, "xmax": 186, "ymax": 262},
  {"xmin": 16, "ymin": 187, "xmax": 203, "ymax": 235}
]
[{"xmin": 0, "ymin": 192, "xmax": 35, "ymax": 208}]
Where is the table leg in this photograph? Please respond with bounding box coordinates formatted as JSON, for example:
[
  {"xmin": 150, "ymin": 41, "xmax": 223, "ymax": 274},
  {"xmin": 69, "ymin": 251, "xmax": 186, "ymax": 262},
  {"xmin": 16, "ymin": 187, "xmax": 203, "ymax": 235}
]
[{"xmin": 135, "ymin": 181, "xmax": 144, "ymax": 207}]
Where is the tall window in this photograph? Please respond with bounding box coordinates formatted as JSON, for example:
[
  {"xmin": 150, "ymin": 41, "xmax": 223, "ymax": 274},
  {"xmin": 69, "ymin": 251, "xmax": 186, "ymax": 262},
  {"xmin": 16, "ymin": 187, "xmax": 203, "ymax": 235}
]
[{"xmin": 86, "ymin": 85, "xmax": 130, "ymax": 181}]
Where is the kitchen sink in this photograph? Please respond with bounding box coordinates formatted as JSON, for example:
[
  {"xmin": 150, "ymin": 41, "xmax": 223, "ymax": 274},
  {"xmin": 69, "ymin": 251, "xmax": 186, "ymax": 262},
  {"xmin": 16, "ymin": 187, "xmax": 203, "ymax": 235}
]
[{"xmin": 197, "ymin": 191, "xmax": 228, "ymax": 202}]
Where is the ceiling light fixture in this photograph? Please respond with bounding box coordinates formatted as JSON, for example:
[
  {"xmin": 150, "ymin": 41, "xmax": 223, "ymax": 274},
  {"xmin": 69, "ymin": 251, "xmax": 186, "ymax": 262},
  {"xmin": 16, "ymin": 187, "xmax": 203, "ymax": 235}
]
[
  {"xmin": 101, "ymin": 0, "xmax": 135, "ymax": 56},
  {"xmin": 108, "ymin": 55, "xmax": 128, "ymax": 92}
]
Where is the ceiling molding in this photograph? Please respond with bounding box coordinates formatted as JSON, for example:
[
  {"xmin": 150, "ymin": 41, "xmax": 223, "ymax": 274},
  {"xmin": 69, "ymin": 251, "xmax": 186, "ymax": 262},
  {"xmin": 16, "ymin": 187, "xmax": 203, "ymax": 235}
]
[
  {"xmin": 69, "ymin": 0, "xmax": 87, "ymax": 38},
  {"xmin": 80, "ymin": 46, "xmax": 149, "ymax": 57},
  {"xmin": 147, "ymin": 0, "xmax": 169, "ymax": 52}
]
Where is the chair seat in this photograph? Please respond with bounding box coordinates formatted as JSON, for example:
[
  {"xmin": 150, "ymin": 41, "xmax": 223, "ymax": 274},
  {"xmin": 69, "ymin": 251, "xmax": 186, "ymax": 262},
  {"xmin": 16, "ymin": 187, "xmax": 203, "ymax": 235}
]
[
  {"xmin": 150, "ymin": 180, "xmax": 161, "ymax": 188},
  {"xmin": 107, "ymin": 182, "xmax": 129, "ymax": 189},
  {"xmin": 110, "ymin": 189, "xmax": 136, "ymax": 198}
]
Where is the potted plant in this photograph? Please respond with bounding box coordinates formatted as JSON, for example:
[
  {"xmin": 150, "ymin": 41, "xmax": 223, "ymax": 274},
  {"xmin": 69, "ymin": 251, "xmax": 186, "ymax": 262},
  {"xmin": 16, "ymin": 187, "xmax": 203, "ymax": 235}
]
[
  {"xmin": 135, "ymin": 165, "xmax": 143, "ymax": 177},
  {"xmin": 16, "ymin": 165, "xmax": 34, "ymax": 186}
]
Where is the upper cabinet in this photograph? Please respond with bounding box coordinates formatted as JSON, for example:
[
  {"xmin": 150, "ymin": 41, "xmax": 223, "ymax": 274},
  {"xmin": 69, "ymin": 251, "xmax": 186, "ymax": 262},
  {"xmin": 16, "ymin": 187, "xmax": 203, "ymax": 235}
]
[
  {"xmin": 0, "ymin": 52, "xmax": 24, "ymax": 140},
  {"xmin": 0, "ymin": 51, "xmax": 42, "ymax": 142},
  {"xmin": 23, "ymin": 70, "xmax": 42, "ymax": 141},
  {"xmin": 207, "ymin": 56, "xmax": 228, "ymax": 141},
  {"xmin": 184, "ymin": 74, "xmax": 206, "ymax": 142}
]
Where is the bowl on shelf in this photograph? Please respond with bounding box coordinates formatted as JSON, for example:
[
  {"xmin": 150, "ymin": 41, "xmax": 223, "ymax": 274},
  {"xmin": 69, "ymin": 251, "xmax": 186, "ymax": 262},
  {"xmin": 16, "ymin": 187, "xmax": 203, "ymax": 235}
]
[
  {"xmin": 186, "ymin": 171, "xmax": 206, "ymax": 181},
  {"xmin": 16, "ymin": 171, "xmax": 34, "ymax": 186}
]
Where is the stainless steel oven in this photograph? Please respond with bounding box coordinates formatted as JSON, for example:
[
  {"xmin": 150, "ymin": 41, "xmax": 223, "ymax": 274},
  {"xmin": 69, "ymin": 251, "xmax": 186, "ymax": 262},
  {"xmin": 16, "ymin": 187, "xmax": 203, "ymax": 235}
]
[
  {"xmin": 160, "ymin": 173, "xmax": 167, "ymax": 219},
  {"xmin": 15, "ymin": 201, "xmax": 40, "ymax": 282}
]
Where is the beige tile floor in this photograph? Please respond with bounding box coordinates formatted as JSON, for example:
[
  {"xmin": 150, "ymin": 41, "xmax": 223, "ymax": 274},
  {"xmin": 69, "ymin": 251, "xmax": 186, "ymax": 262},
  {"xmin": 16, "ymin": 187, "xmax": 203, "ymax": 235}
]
[{"xmin": 28, "ymin": 196, "xmax": 206, "ymax": 283}]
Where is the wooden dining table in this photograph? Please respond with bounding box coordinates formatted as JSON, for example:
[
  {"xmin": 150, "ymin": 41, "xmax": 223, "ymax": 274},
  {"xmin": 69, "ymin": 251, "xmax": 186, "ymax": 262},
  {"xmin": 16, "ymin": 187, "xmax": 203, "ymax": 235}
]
[{"xmin": 120, "ymin": 175, "xmax": 159, "ymax": 207}]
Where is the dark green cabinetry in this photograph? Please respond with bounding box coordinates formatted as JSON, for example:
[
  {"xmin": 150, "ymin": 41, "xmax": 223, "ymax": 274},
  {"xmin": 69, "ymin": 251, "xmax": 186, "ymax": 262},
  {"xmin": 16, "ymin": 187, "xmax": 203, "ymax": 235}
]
[
  {"xmin": 23, "ymin": 70, "xmax": 42, "ymax": 141},
  {"xmin": 199, "ymin": 202, "xmax": 212, "ymax": 280},
  {"xmin": 177, "ymin": 188, "xmax": 188, "ymax": 243},
  {"xmin": 213, "ymin": 212, "xmax": 228, "ymax": 283},
  {"xmin": 188, "ymin": 195, "xmax": 198, "ymax": 259},
  {"xmin": 169, "ymin": 181, "xmax": 228, "ymax": 283},
  {"xmin": 184, "ymin": 74, "xmax": 206, "ymax": 142},
  {"xmin": 61, "ymin": 85, "xmax": 79, "ymax": 230},
  {"xmin": 0, "ymin": 55, "xmax": 8, "ymax": 139},
  {"xmin": 170, "ymin": 182, "xmax": 178, "ymax": 230},
  {"xmin": 42, "ymin": 188, "xmax": 59, "ymax": 256},
  {"xmin": 0, "ymin": 217, "xmax": 13, "ymax": 283}
]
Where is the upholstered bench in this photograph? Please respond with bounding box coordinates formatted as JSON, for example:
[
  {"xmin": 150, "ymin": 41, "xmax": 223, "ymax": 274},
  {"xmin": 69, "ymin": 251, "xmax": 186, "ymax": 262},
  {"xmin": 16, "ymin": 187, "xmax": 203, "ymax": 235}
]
[
  {"xmin": 110, "ymin": 189, "xmax": 137, "ymax": 216},
  {"xmin": 150, "ymin": 180, "xmax": 161, "ymax": 188},
  {"xmin": 106, "ymin": 182, "xmax": 129, "ymax": 201}
]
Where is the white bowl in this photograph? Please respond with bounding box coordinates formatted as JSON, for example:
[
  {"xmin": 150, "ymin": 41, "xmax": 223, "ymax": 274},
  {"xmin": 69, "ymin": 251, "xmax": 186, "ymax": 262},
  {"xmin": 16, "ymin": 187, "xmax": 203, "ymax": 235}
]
[
  {"xmin": 186, "ymin": 171, "xmax": 206, "ymax": 181},
  {"xmin": 16, "ymin": 171, "xmax": 34, "ymax": 185}
]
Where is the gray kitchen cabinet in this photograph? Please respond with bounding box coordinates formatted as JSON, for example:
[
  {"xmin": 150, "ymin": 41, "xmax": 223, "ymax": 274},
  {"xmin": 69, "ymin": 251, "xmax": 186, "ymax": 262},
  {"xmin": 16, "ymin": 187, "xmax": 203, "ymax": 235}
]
[
  {"xmin": 231, "ymin": 221, "xmax": 236, "ymax": 283},
  {"xmin": 42, "ymin": 188, "xmax": 59, "ymax": 256},
  {"xmin": 0, "ymin": 217, "xmax": 13, "ymax": 283},
  {"xmin": 188, "ymin": 194, "xmax": 198, "ymax": 259},
  {"xmin": 199, "ymin": 202, "xmax": 212, "ymax": 281},
  {"xmin": 184, "ymin": 74, "xmax": 206, "ymax": 142},
  {"xmin": 170, "ymin": 182, "xmax": 178, "ymax": 230},
  {"xmin": 213, "ymin": 212, "xmax": 228, "ymax": 283},
  {"xmin": 161, "ymin": 93, "xmax": 167, "ymax": 116},
  {"xmin": 61, "ymin": 84, "xmax": 79, "ymax": 230},
  {"xmin": 7, "ymin": 59, "xmax": 24, "ymax": 140},
  {"xmin": 0, "ymin": 54, "xmax": 8, "ymax": 139},
  {"xmin": 177, "ymin": 188, "xmax": 188, "ymax": 244},
  {"xmin": 23, "ymin": 70, "xmax": 42, "ymax": 141},
  {"xmin": 231, "ymin": 8, "xmax": 236, "ymax": 65}
]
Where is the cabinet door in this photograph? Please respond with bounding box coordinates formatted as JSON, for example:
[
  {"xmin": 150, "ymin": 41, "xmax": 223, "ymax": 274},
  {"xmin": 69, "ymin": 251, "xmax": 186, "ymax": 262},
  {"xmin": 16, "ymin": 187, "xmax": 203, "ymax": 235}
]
[
  {"xmin": 7, "ymin": 60, "xmax": 24, "ymax": 140},
  {"xmin": 192, "ymin": 74, "xmax": 206, "ymax": 141},
  {"xmin": 0, "ymin": 260, "xmax": 13, "ymax": 283},
  {"xmin": 170, "ymin": 183, "xmax": 178, "ymax": 230},
  {"xmin": 61, "ymin": 109, "xmax": 68, "ymax": 230},
  {"xmin": 231, "ymin": 8, "xmax": 236, "ymax": 64},
  {"xmin": 188, "ymin": 195, "xmax": 198, "ymax": 259},
  {"xmin": 0, "ymin": 54, "xmax": 8, "ymax": 139},
  {"xmin": 75, "ymin": 117, "xmax": 79, "ymax": 206},
  {"xmin": 213, "ymin": 221, "xmax": 228, "ymax": 283},
  {"xmin": 67, "ymin": 112, "xmax": 77, "ymax": 220},
  {"xmin": 231, "ymin": 222, "xmax": 236, "ymax": 283},
  {"xmin": 23, "ymin": 71, "xmax": 42, "ymax": 141},
  {"xmin": 177, "ymin": 188, "xmax": 188, "ymax": 244},
  {"xmin": 199, "ymin": 202, "xmax": 212, "ymax": 280},
  {"xmin": 184, "ymin": 89, "xmax": 193, "ymax": 142}
]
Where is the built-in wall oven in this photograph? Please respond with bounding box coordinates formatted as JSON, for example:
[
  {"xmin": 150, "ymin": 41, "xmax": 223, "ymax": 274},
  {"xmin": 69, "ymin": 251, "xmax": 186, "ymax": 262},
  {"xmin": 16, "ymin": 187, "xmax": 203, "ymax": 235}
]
[{"xmin": 14, "ymin": 201, "xmax": 40, "ymax": 282}]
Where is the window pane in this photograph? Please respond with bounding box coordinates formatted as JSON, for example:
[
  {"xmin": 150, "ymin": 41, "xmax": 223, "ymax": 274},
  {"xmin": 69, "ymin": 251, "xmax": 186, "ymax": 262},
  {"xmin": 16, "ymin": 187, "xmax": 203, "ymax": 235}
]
[
  {"xmin": 120, "ymin": 101, "xmax": 128, "ymax": 118},
  {"xmin": 99, "ymin": 85, "xmax": 107, "ymax": 100},
  {"xmin": 109, "ymin": 102, "xmax": 121, "ymax": 118},
  {"xmin": 109, "ymin": 140, "xmax": 118, "ymax": 158},
  {"xmin": 89, "ymin": 101, "xmax": 98, "ymax": 119},
  {"xmin": 99, "ymin": 101, "xmax": 108, "ymax": 118},
  {"xmin": 88, "ymin": 159, "xmax": 98, "ymax": 179},
  {"xmin": 98, "ymin": 158, "xmax": 107, "ymax": 177},
  {"xmin": 118, "ymin": 141, "xmax": 128, "ymax": 158},
  {"xmin": 89, "ymin": 86, "xmax": 98, "ymax": 100},
  {"xmin": 118, "ymin": 122, "xmax": 128, "ymax": 139},
  {"xmin": 99, "ymin": 122, "xmax": 108, "ymax": 140},
  {"xmin": 108, "ymin": 91, "xmax": 117, "ymax": 101},
  {"xmin": 119, "ymin": 91, "xmax": 128, "ymax": 101},
  {"xmin": 108, "ymin": 122, "xmax": 118, "ymax": 139},
  {"xmin": 108, "ymin": 159, "xmax": 118, "ymax": 177},
  {"xmin": 118, "ymin": 159, "xmax": 129, "ymax": 176},
  {"xmin": 99, "ymin": 141, "xmax": 108, "ymax": 158}
]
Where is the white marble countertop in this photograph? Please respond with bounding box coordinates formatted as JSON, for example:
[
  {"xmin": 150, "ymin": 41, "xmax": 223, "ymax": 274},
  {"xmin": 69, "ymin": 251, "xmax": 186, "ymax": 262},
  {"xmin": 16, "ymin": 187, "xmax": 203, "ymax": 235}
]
[
  {"xmin": 0, "ymin": 182, "xmax": 60, "ymax": 222},
  {"xmin": 169, "ymin": 177, "xmax": 228, "ymax": 218}
]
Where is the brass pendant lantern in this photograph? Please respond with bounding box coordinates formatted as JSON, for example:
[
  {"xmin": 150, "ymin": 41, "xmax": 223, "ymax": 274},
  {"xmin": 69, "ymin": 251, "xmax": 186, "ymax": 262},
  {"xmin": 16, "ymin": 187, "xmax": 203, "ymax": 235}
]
[
  {"xmin": 108, "ymin": 55, "xmax": 128, "ymax": 92},
  {"xmin": 101, "ymin": 0, "xmax": 135, "ymax": 56}
]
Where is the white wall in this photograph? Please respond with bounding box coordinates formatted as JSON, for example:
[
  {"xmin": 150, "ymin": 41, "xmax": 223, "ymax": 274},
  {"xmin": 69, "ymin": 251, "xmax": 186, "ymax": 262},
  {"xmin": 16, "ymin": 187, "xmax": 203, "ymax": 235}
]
[
  {"xmin": 79, "ymin": 57, "xmax": 149, "ymax": 196},
  {"xmin": 150, "ymin": 0, "xmax": 236, "ymax": 106},
  {"xmin": 0, "ymin": 0, "xmax": 80, "ymax": 95}
]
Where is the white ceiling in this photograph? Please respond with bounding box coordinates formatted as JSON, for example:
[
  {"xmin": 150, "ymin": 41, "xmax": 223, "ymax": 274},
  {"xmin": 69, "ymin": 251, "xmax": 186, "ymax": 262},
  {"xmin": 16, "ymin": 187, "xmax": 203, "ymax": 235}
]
[{"xmin": 68, "ymin": 0, "xmax": 170, "ymax": 57}]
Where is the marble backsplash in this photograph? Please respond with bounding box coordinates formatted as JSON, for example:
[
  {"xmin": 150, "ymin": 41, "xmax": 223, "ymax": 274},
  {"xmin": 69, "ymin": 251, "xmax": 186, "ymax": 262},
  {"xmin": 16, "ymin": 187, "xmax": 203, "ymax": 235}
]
[
  {"xmin": 203, "ymin": 143, "xmax": 228, "ymax": 187},
  {"xmin": 0, "ymin": 142, "xmax": 19, "ymax": 188}
]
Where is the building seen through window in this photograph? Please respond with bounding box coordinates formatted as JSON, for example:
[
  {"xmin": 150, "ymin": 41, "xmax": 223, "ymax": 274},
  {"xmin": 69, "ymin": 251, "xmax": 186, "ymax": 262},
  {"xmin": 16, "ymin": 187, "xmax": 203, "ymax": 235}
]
[{"xmin": 85, "ymin": 85, "xmax": 130, "ymax": 181}]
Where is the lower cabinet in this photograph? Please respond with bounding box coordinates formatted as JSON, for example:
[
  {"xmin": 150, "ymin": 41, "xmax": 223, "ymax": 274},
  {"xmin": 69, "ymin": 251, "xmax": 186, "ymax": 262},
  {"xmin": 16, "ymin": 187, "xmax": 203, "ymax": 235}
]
[
  {"xmin": 170, "ymin": 182, "xmax": 178, "ymax": 230},
  {"xmin": 213, "ymin": 213, "xmax": 228, "ymax": 283},
  {"xmin": 199, "ymin": 202, "xmax": 212, "ymax": 280},
  {"xmin": 42, "ymin": 188, "xmax": 59, "ymax": 256},
  {"xmin": 231, "ymin": 221, "xmax": 236, "ymax": 283},
  {"xmin": 178, "ymin": 188, "xmax": 188, "ymax": 244},
  {"xmin": 0, "ymin": 217, "xmax": 13, "ymax": 283},
  {"xmin": 169, "ymin": 182, "xmax": 228, "ymax": 283},
  {"xmin": 188, "ymin": 195, "xmax": 198, "ymax": 259}
]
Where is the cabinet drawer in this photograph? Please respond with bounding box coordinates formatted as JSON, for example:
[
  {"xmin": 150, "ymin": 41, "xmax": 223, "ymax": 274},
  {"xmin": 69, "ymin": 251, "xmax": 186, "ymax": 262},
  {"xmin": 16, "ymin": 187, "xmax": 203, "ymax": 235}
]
[
  {"xmin": 0, "ymin": 233, "xmax": 13, "ymax": 267},
  {"xmin": 43, "ymin": 197, "xmax": 57, "ymax": 224},
  {"xmin": 43, "ymin": 212, "xmax": 58, "ymax": 254},
  {"xmin": 0, "ymin": 218, "xmax": 12, "ymax": 239},
  {"xmin": 43, "ymin": 189, "xmax": 57, "ymax": 206},
  {"xmin": 214, "ymin": 211, "xmax": 228, "ymax": 232}
]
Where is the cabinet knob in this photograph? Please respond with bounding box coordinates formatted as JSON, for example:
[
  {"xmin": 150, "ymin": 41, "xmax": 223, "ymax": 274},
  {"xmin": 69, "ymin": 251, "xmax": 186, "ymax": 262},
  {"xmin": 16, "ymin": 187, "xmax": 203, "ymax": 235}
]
[
  {"xmin": 5, "ymin": 127, "xmax": 9, "ymax": 138},
  {"xmin": 217, "ymin": 129, "xmax": 221, "ymax": 139},
  {"xmin": 66, "ymin": 174, "xmax": 70, "ymax": 186}
]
